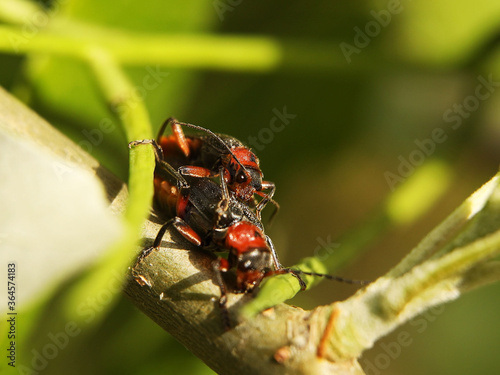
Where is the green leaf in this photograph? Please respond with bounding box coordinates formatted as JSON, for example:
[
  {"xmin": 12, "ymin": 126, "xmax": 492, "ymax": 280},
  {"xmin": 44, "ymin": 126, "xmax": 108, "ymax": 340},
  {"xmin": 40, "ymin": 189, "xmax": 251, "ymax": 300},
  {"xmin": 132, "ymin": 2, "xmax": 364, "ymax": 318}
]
[{"xmin": 318, "ymin": 171, "xmax": 500, "ymax": 361}]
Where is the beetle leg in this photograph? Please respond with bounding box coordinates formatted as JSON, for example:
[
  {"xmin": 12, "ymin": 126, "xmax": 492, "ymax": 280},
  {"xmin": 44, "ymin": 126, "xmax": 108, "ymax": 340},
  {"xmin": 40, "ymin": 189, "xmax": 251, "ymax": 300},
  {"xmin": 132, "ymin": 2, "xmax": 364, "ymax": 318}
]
[
  {"xmin": 134, "ymin": 217, "xmax": 175, "ymax": 265},
  {"xmin": 128, "ymin": 138, "xmax": 164, "ymax": 162},
  {"xmin": 135, "ymin": 215, "xmax": 203, "ymax": 267},
  {"xmin": 255, "ymin": 181, "xmax": 279, "ymax": 222},
  {"xmin": 217, "ymin": 165, "xmax": 230, "ymax": 212},
  {"xmin": 129, "ymin": 138, "xmax": 190, "ymax": 189},
  {"xmin": 263, "ymin": 238, "xmax": 307, "ymax": 291},
  {"xmin": 213, "ymin": 257, "xmax": 231, "ymax": 331},
  {"xmin": 256, "ymin": 181, "xmax": 275, "ymax": 208},
  {"xmin": 171, "ymin": 121, "xmax": 191, "ymax": 158},
  {"xmin": 265, "ymin": 235, "xmax": 283, "ymax": 270},
  {"xmin": 156, "ymin": 117, "xmax": 191, "ymax": 158},
  {"xmin": 171, "ymin": 217, "xmax": 202, "ymax": 246},
  {"xmin": 177, "ymin": 164, "xmax": 228, "ymax": 209},
  {"xmin": 178, "ymin": 165, "xmax": 212, "ymax": 178},
  {"xmin": 156, "ymin": 117, "xmax": 175, "ymax": 140},
  {"xmin": 267, "ymin": 268, "xmax": 307, "ymax": 291}
]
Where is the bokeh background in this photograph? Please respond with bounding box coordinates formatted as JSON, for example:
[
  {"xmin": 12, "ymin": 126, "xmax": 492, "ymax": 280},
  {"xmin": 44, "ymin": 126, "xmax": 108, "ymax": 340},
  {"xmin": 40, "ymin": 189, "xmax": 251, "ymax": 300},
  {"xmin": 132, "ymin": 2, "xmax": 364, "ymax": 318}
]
[{"xmin": 2, "ymin": 0, "xmax": 500, "ymax": 374}]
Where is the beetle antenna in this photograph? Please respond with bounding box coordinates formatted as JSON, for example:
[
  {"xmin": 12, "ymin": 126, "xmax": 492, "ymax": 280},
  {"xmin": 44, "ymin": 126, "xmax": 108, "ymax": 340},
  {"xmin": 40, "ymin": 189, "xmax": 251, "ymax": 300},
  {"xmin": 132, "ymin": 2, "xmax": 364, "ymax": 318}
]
[{"xmin": 282, "ymin": 268, "xmax": 370, "ymax": 285}]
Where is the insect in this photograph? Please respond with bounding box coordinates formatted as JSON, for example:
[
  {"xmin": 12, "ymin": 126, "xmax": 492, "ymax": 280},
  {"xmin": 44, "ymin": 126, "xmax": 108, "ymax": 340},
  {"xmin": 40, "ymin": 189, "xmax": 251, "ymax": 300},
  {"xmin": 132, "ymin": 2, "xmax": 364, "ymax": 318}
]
[
  {"xmin": 130, "ymin": 138, "xmax": 367, "ymax": 330},
  {"xmin": 155, "ymin": 117, "xmax": 279, "ymax": 220},
  {"xmin": 131, "ymin": 138, "xmax": 288, "ymax": 328}
]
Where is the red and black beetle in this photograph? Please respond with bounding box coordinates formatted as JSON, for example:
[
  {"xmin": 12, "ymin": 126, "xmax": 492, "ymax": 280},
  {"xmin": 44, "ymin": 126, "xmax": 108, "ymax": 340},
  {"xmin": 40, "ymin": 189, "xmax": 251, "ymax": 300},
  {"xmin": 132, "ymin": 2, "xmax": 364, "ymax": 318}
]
[
  {"xmin": 131, "ymin": 138, "xmax": 290, "ymax": 328},
  {"xmin": 155, "ymin": 117, "xmax": 278, "ymax": 220},
  {"xmin": 130, "ymin": 131, "xmax": 368, "ymax": 329}
]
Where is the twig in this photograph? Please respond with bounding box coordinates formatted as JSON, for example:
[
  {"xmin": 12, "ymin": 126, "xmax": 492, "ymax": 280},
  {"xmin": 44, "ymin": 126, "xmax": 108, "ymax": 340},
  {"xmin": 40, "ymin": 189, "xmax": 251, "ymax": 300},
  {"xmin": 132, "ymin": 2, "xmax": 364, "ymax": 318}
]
[{"xmin": 124, "ymin": 214, "xmax": 366, "ymax": 375}]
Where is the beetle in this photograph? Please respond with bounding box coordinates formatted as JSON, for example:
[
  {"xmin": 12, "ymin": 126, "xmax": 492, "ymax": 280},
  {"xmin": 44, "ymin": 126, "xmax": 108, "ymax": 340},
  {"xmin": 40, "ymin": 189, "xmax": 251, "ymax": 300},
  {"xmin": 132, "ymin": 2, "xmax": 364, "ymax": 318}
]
[
  {"xmin": 155, "ymin": 117, "xmax": 279, "ymax": 220},
  {"xmin": 130, "ymin": 139, "xmax": 367, "ymax": 329},
  {"xmin": 131, "ymin": 138, "xmax": 289, "ymax": 328}
]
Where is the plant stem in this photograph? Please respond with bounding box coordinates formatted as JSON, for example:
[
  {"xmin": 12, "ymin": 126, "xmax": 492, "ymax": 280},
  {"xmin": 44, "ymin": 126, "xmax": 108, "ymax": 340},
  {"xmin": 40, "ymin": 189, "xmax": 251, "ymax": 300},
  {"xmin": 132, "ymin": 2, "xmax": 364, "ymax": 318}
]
[
  {"xmin": 62, "ymin": 48, "xmax": 156, "ymax": 322},
  {"xmin": 125, "ymin": 218, "xmax": 366, "ymax": 375},
  {"xmin": 0, "ymin": 23, "xmax": 347, "ymax": 73},
  {"xmin": 0, "ymin": 22, "xmax": 439, "ymax": 74},
  {"xmin": 318, "ymin": 172, "xmax": 500, "ymax": 361},
  {"xmin": 242, "ymin": 161, "xmax": 452, "ymax": 318},
  {"xmin": 85, "ymin": 46, "xmax": 154, "ymax": 224}
]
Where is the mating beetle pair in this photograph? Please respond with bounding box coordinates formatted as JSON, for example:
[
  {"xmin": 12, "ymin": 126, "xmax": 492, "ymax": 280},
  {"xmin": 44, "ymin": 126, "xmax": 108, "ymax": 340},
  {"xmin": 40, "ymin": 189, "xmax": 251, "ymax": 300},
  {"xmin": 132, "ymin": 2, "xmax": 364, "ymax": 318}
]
[{"xmin": 130, "ymin": 118, "xmax": 366, "ymax": 329}]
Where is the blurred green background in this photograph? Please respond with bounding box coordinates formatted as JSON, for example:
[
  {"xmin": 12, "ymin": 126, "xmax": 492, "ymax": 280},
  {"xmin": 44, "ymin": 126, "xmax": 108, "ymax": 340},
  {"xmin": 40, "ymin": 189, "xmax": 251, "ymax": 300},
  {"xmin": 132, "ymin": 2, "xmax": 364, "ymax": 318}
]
[{"xmin": 2, "ymin": 0, "xmax": 500, "ymax": 374}]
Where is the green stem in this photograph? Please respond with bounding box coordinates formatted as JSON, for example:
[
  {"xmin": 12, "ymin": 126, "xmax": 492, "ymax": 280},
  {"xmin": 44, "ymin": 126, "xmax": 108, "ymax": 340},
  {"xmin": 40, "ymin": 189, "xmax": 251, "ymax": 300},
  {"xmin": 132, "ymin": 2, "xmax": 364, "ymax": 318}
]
[
  {"xmin": 0, "ymin": 22, "xmax": 442, "ymax": 75},
  {"xmin": 85, "ymin": 46, "xmax": 154, "ymax": 225},
  {"xmin": 324, "ymin": 227, "xmax": 500, "ymax": 361},
  {"xmin": 384, "ymin": 227, "xmax": 500, "ymax": 316},
  {"xmin": 0, "ymin": 23, "xmax": 350, "ymax": 73},
  {"xmin": 388, "ymin": 171, "xmax": 498, "ymax": 277},
  {"xmin": 318, "ymin": 172, "xmax": 500, "ymax": 361},
  {"xmin": 241, "ymin": 161, "xmax": 452, "ymax": 318},
  {"xmin": 62, "ymin": 49, "xmax": 155, "ymax": 323}
]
